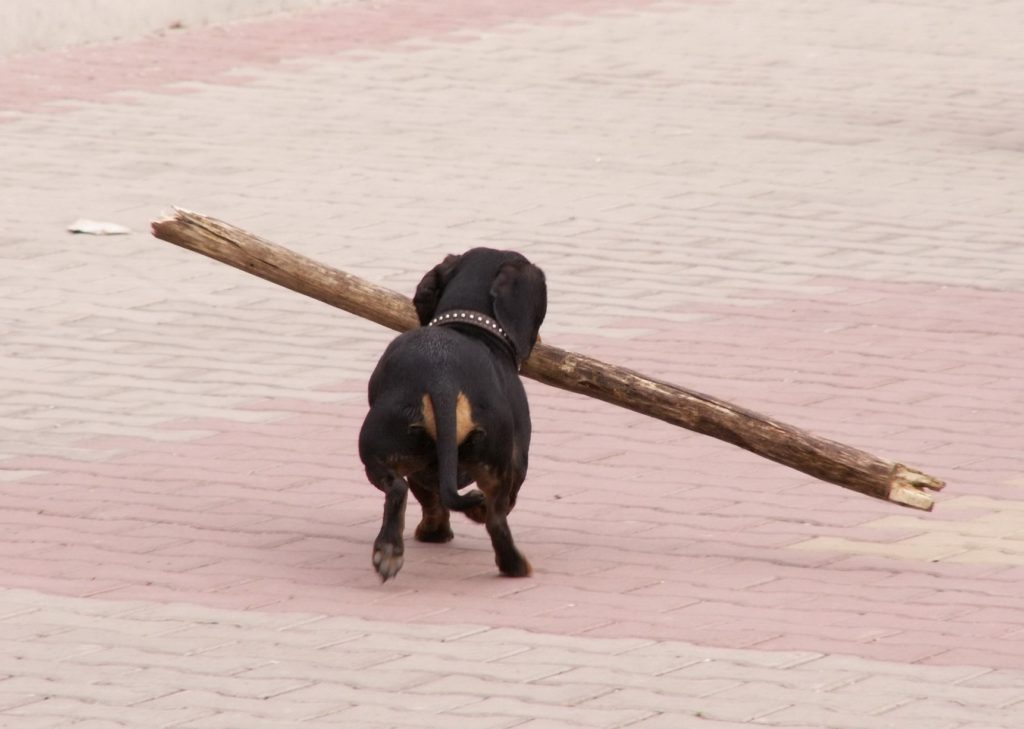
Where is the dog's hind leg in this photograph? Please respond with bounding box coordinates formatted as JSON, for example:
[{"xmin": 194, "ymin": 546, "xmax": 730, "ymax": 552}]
[
  {"xmin": 360, "ymin": 402, "xmax": 432, "ymax": 580},
  {"xmin": 478, "ymin": 469, "xmax": 531, "ymax": 578},
  {"xmin": 365, "ymin": 463, "xmax": 409, "ymax": 581},
  {"xmin": 408, "ymin": 471, "xmax": 454, "ymax": 543}
]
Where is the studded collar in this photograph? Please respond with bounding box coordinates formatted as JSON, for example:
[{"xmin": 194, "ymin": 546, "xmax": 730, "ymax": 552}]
[{"xmin": 428, "ymin": 309, "xmax": 514, "ymax": 350}]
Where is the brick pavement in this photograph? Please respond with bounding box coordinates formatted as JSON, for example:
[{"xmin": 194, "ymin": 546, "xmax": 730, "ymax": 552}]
[
  {"xmin": 2, "ymin": 0, "xmax": 1024, "ymax": 726},
  {"xmin": 0, "ymin": 0, "xmax": 362, "ymax": 56}
]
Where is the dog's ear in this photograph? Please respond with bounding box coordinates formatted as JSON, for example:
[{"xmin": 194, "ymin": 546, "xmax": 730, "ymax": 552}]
[
  {"xmin": 413, "ymin": 254, "xmax": 462, "ymax": 325},
  {"xmin": 490, "ymin": 260, "xmax": 547, "ymax": 365}
]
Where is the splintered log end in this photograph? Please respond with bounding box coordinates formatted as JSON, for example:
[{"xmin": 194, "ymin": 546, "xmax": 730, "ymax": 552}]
[
  {"xmin": 888, "ymin": 464, "xmax": 945, "ymax": 511},
  {"xmin": 152, "ymin": 208, "xmax": 218, "ymax": 240},
  {"xmin": 152, "ymin": 206, "xmax": 189, "ymax": 224},
  {"xmin": 151, "ymin": 213, "xmax": 174, "ymax": 232},
  {"xmin": 151, "ymin": 209, "xmax": 195, "ymax": 242}
]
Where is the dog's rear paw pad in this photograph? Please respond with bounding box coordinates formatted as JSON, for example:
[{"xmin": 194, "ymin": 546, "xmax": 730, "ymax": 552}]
[{"xmin": 373, "ymin": 544, "xmax": 404, "ymax": 581}]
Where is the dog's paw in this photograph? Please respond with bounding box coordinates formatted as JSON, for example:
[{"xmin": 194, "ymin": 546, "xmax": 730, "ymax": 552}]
[
  {"xmin": 497, "ymin": 553, "xmax": 532, "ymax": 578},
  {"xmin": 372, "ymin": 543, "xmax": 404, "ymax": 582},
  {"xmin": 415, "ymin": 520, "xmax": 454, "ymax": 543}
]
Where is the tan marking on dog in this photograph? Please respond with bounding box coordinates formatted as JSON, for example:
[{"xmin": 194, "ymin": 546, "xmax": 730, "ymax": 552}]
[{"xmin": 420, "ymin": 392, "xmax": 476, "ymax": 444}]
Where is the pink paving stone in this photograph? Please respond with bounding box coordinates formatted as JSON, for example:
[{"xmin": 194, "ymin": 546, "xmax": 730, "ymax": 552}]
[
  {"xmin": 584, "ymin": 622, "xmax": 784, "ymax": 648},
  {"xmin": 825, "ymin": 555, "xmax": 1011, "ymax": 581},
  {"xmin": 784, "ymin": 595, "xmax": 973, "ymax": 623}
]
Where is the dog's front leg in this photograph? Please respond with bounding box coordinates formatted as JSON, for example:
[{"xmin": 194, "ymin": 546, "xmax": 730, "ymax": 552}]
[{"xmin": 368, "ymin": 468, "xmax": 408, "ymax": 581}]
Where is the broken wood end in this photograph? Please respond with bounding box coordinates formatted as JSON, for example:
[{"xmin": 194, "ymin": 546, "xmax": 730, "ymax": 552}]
[{"xmin": 888, "ymin": 464, "xmax": 945, "ymax": 511}]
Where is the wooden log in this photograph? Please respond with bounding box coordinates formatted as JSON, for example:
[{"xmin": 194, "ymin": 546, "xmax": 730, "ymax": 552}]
[{"xmin": 151, "ymin": 208, "xmax": 945, "ymax": 510}]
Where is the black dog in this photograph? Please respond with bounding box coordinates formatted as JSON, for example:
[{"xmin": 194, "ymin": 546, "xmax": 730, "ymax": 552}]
[{"xmin": 358, "ymin": 248, "xmax": 547, "ymax": 581}]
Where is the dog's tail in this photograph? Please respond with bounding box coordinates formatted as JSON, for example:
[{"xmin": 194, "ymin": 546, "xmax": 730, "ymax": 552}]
[{"xmin": 429, "ymin": 387, "xmax": 483, "ymax": 514}]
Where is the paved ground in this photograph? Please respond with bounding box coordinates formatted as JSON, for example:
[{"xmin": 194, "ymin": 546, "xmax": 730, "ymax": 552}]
[
  {"xmin": 0, "ymin": 0, "xmax": 356, "ymax": 56},
  {"xmin": 2, "ymin": 0, "xmax": 1023, "ymax": 726}
]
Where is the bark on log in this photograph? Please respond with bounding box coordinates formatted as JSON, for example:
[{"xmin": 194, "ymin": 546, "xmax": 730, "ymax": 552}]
[{"xmin": 151, "ymin": 208, "xmax": 945, "ymax": 510}]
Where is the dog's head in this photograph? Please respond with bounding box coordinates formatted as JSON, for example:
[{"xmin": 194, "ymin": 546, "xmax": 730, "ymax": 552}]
[{"xmin": 413, "ymin": 247, "xmax": 547, "ymax": 365}]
